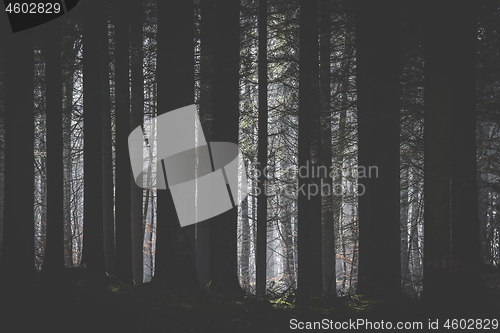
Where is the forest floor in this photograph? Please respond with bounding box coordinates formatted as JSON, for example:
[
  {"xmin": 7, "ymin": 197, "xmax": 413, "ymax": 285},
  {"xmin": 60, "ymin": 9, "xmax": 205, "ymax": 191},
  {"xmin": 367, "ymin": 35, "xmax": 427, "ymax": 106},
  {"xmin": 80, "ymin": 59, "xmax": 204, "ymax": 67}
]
[{"xmin": 1, "ymin": 267, "xmax": 499, "ymax": 332}]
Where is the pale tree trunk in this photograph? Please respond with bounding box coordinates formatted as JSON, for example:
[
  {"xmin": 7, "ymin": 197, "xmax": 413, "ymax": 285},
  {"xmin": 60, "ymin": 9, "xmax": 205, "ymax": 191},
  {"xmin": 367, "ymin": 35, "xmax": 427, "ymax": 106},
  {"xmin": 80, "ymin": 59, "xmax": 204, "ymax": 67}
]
[{"xmin": 62, "ymin": 23, "xmax": 76, "ymax": 267}]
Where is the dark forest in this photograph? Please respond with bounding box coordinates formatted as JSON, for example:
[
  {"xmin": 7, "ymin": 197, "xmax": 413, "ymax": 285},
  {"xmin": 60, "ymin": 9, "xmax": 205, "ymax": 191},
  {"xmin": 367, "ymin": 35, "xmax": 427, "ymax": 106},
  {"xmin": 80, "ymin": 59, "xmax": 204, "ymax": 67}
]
[{"xmin": 0, "ymin": 0, "xmax": 499, "ymax": 331}]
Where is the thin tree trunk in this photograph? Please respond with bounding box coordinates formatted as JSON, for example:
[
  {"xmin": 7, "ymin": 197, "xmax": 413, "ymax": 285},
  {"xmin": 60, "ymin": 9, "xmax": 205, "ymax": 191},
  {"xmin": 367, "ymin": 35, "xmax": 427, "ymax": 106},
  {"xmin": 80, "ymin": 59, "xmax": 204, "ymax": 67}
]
[
  {"xmin": 320, "ymin": 0, "xmax": 335, "ymax": 295},
  {"xmin": 423, "ymin": 1, "xmax": 453, "ymax": 306},
  {"xmin": 130, "ymin": 0, "xmax": 145, "ymax": 285},
  {"xmin": 195, "ymin": 0, "xmax": 214, "ymax": 289},
  {"xmin": 81, "ymin": 0, "xmax": 106, "ymax": 274},
  {"xmin": 297, "ymin": 0, "xmax": 320, "ymax": 299},
  {"xmin": 208, "ymin": 0, "xmax": 243, "ymax": 295},
  {"xmin": 102, "ymin": 5, "xmax": 115, "ymax": 276},
  {"xmin": 309, "ymin": 1, "xmax": 323, "ymax": 296},
  {"xmin": 115, "ymin": 0, "xmax": 133, "ymax": 284},
  {"xmin": 256, "ymin": 0, "xmax": 268, "ymax": 296}
]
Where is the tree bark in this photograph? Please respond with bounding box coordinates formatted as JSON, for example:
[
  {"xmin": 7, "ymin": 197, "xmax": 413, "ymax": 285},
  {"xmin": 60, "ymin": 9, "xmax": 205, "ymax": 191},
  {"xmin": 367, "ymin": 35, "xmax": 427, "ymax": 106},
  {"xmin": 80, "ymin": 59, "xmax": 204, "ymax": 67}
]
[
  {"xmin": 155, "ymin": 0, "xmax": 199, "ymax": 290},
  {"xmin": 320, "ymin": 0, "xmax": 335, "ymax": 295},
  {"xmin": 114, "ymin": 0, "xmax": 133, "ymax": 284},
  {"xmin": 208, "ymin": 0, "xmax": 243, "ymax": 295},
  {"xmin": 130, "ymin": 0, "xmax": 145, "ymax": 285},
  {"xmin": 256, "ymin": 0, "xmax": 268, "ymax": 296},
  {"xmin": 355, "ymin": 0, "xmax": 401, "ymax": 298},
  {"xmin": 240, "ymin": 190, "xmax": 250, "ymax": 290},
  {"xmin": 102, "ymin": 4, "xmax": 115, "ymax": 277},
  {"xmin": 1, "ymin": 27, "xmax": 35, "ymax": 289},
  {"xmin": 81, "ymin": 0, "xmax": 106, "ymax": 274},
  {"xmin": 449, "ymin": 2, "xmax": 481, "ymax": 304},
  {"xmin": 42, "ymin": 21, "xmax": 65, "ymax": 274},
  {"xmin": 297, "ymin": 0, "xmax": 322, "ymax": 298},
  {"xmin": 195, "ymin": 0, "xmax": 215, "ymax": 289},
  {"xmin": 423, "ymin": 1, "xmax": 452, "ymax": 306}
]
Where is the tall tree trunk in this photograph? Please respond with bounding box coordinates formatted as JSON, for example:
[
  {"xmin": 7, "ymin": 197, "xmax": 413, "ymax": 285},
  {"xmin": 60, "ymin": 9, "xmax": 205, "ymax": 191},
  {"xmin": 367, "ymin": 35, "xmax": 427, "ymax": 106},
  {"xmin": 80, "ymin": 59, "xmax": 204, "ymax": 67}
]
[
  {"xmin": 320, "ymin": 0, "xmax": 335, "ymax": 295},
  {"xmin": 256, "ymin": 0, "xmax": 268, "ymax": 296},
  {"xmin": 82, "ymin": 0, "xmax": 106, "ymax": 274},
  {"xmin": 423, "ymin": 1, "xmax": 452, "ymax": 306},
  {"xmin": 102, "ymin": 4, "xmax": 115, "ymax": 277},
  {"xmin": 1, "ymin": 28, "xmax": 35, "ymax": 289},
  {"xmin": 208, "ymin": 0, "xmax": 242, "ymax": 294},
  {"xmin": 130, "ymin": 0, "xmax": 145, "ymax": 285},
  {"xmin": 42, "ymin": 22, "xmax": 65, "ymax": 274},
  {"xmin": 115, "ymin": 0, "xmax": 133, "ymax": 284},
  {"xmin": 449, "ymin": 2, "xmax": 480, "ymax": 304},
  {"xmin": 298, "ymin": 0, "xmax": 322, "ymax": 298},
  {"xmin": 309, "ymin": 2, "xmax": 323, "ymax": 296},
  {"xmin": 355, "ymin": 0, "xmax": 401, "ymax": 298},
  {"xmin": 196, "ymin": 0, "xmax": 215, "ymax": 289},
  {"xmin": 155, "ymin": 0, "xmax": 199, "ymax": 290}
]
